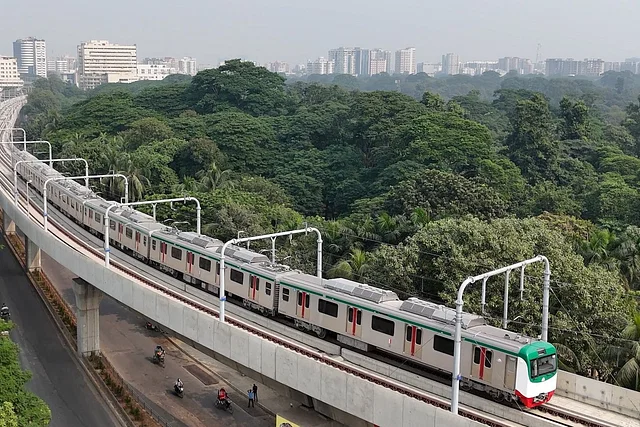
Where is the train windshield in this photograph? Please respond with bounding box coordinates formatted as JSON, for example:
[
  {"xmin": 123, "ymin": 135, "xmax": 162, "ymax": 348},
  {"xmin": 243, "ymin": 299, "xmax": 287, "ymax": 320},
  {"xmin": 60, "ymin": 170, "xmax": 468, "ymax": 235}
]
[{"xmin": 531, "ymin": 354, "xmax": 557, "ymax": 378}]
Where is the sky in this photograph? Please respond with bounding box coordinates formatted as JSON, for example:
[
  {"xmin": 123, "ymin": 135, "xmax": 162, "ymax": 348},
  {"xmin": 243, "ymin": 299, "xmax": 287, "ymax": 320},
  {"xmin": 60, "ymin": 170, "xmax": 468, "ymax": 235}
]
[{"xmin": 2, "ymin": 0, "xmax": 640, "ymax": 66}]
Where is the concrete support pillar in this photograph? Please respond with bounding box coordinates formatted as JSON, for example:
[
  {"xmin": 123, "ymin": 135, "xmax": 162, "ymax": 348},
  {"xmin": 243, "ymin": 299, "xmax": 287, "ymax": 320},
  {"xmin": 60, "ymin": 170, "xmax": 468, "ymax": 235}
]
[
  {"xmin": 24, "ymin": 235, "xmax": 41, "ymax": 271},
  {"xmin": 2, "ymin": 213, "xmax": 15, "ymax": 235},
  {"xmin": 72, "ymin": 278, "xmax": 103, "ymax": 356}
]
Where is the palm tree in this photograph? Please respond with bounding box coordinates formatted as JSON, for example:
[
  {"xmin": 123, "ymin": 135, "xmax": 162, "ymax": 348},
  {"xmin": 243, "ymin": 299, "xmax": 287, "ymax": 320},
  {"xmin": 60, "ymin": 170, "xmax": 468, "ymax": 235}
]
[
  {"xmin": 615, "ymin": 311, "xmax": 640, "ymax": 391},
  {"xmin": 376, "ymin": 212, "xmax": 405, "ymax": 244},
  {"xmin": 579, "ymin": 229, "xmax": 618, "ymax": 270},
  {"xmin": 62, "ymin": 132, "xmax": 86, "ymax": 155},
  {"xmin": 196, "ymin": 162, "xmax": 232, "ymax": 193},
  {"xmin": 117, "ymin": 154, "xmax": 151, "ymax": 202},
  {"xmin": 613, "ymin": 237, "xmax": 640, "ymax": 290},
  {"xmin": 327, "ymin": 248, "xmax": 370, "ymax": 281},
  {"xmin": 171, "ymin": 176, "xmax": 199, "ymax": 194}
]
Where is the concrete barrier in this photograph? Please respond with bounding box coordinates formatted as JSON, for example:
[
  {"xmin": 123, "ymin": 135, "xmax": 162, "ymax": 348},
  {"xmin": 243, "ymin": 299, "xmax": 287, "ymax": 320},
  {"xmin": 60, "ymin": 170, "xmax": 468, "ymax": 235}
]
[{"xmin": 556, "ymin": 371, "xmax": 640, "ymax": 419}]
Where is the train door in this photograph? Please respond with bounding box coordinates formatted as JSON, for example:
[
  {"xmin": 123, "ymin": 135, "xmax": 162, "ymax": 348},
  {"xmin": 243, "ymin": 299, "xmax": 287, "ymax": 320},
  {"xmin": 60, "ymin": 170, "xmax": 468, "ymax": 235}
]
[
  {"xmin": 159, "ymin": 242, "xmax": 167, "ymax": 263},
  {"xmin": 504, "ymin": 356, "xmax": 517, "ymax": 390},
  {"xmin": 135, "ymin": 231, "xmax": 141, "ymax": 252},
  {"xmin": 186, "ymin": 251, "xmax": 194, "ymax": 275},
  {"xmin": 296, "ymin": 290, "xmax": 310, "ymax": 320},
  {"xmin": 346, "ymin": 306, "xmax": 362, "ymax": 338},
  {"xmin": 118, "ymin": 223, "xmax": 123, "ymax": 241},
  {"xmin": 248, "ymin": 275, "xmax": 260, "ymax": 302},
  {"xmin": 472, "ymin": 346, "xmax": 493, "ymax": 382},
  {"xmin": 403, "ymin": 325, "xmax": 423, "ymax": 358}
]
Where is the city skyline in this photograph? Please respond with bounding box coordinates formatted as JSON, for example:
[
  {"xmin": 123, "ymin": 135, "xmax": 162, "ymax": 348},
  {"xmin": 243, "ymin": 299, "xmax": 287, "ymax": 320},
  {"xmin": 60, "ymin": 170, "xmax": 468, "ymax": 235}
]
[{"xmin": 1, "ymin": 0, "xmax": 640, "ymax": 66}]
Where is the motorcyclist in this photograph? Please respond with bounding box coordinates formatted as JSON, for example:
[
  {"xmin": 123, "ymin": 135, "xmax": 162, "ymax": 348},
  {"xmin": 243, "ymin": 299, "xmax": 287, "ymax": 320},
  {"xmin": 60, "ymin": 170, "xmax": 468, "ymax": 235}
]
[
  {"xmin": 154, "ymin": 345, "xmax": 165, "ymax": 359},
  {"xmin": 218, "ymin": 388, "xmax": 230, "ymax": 409},
  {"xmin": 0, "ymin": 303, "xmax": 9, "ymax": 318},
  {"xmin": 175, "ymin": 378, "xmax": 183, "ymax": 390}
]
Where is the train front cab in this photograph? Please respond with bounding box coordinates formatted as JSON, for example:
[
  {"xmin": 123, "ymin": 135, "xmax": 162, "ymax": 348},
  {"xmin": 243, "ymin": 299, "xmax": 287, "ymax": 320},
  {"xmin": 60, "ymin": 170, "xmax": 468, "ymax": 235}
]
[{"xmin": 514, "ymin": 342, "xmax": 557, "ymax": 408}]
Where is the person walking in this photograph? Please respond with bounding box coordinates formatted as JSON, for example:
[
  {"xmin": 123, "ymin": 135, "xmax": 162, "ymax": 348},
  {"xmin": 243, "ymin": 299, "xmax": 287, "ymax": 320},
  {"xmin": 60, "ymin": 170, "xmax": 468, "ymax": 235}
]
[
  {"xmin": 247, "ymin": 389, "xmax": 255, "ymax": 408},
  {"xmin": 252, "ymin": 384, "xmax": 258, "ymax": 403}
]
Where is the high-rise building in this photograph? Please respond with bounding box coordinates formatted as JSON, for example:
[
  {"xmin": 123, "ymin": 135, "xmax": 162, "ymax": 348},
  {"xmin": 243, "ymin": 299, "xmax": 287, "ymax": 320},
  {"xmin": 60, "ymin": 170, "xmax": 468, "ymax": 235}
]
[
  {"xmin": 13, "ymin": 37, "xmax": 47, "ymax": 78},
  {"xmin": 137, "ymin": 64, "xmax": 176, "ymax": 81},
  {"xmin": 77, "ymin": 40, "xmax": 138, "ymax": 90},
  {"xmin": 48, "ymin": 55, "xmax": 77, "ymax": 75},
  {"xmin": 0, "ymin": 56, "xmax": 24, "ymax": 88},
  {"xmin": 497, "ymin": 57, "xmax": 533, "ymax": 75},
  {"xmin": 354, "ymin": 48, "xmax": 369, "ymax": 76},
  {"xmin": 307, "ymin": 57, "xmax": 334, "ymax": 75},
  {"xmin": 265, "ymin": 61, "xmax": 290, "ymax": 74},
  {"xmin": 178, "ymin": 57, "xmax": 197, "ymax": 76},
  {"xmin": 328, "ymin": 47, "xmax": 357, "ymax": 75},
  {"xmin": 369, "ymin": 49, "xmax": 392, "ymax": 74},
  {"xmin": 395, "ymin": 47, "xmax": 416, "ymax": 74},
  {"xmin": 442, "ymin": 53, "xmax": 461, "ymax": 75},
  {"xmin": 580, "ymin": 59, "xmax": 605, "ymax": 77},
  {"xmin": 545, "ymin": 58, "xmax": 603, "ymax": 77}
]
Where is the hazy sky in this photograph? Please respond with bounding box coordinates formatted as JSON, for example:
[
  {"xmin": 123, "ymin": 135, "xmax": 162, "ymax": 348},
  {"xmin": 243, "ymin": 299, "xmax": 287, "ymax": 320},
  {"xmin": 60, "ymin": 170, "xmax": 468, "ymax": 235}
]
[{"xmin": 2, "ymin": 0, "xmax": 639, "ymax": 65}]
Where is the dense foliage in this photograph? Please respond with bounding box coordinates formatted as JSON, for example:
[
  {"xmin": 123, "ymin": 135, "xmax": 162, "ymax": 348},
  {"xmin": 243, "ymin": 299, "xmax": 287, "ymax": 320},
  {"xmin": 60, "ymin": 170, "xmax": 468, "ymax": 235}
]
[
  {"xmin": 0, "ymin": 323, "xmax": 51, "ymax": 426},
  {"xmin": 19, "ymin": 63, "xmax": 640, "ymax": 390}
]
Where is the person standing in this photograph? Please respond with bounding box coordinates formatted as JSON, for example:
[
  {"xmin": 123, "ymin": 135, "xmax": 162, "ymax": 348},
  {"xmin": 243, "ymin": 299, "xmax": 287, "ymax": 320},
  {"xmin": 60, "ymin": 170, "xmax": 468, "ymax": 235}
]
[
  {"xmin": 252, "ymin": 384, "xmax": 258, "ymax": 403},
  {"xmin": 247, "ymin": 389, "xmax": 255, "ymax": 408}
]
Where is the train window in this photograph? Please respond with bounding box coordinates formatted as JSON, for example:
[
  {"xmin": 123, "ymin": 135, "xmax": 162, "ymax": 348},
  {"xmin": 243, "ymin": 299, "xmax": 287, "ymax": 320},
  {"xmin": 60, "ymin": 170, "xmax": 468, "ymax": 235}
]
[
  {"xmin": 297, "ymin": 291, "xmax": 302, "ymax": 306},
  {"xmin": 230, "ymin": 269, "xmax": 244, "ymax": 284},
  {"xmin": 255, "ymin": 279, "xmax": 259, "ymax": 291},
  {"xmin": 318, "ymin": 299, "xmax": 338, "ymax": 318},
  {"xmin": 171, "ymin": 247, "xmax": 182, "ymax": 260},
  {"xmin": 265, "ymin": 282, "xmax": 272, "ymax": 296},
  {"xmin": 356, "ymin": 310, "xmax": 362, "ymax": 325},
  {"xmin": 76, "ymin": 204, "xmax": 79, "ymax": 212},
  {"xmin": 143, "ymin": 236, "xmax": 147, "ymax": 245},
  {"xmin": 371, "ymin": 316, "xmax": 395, "ymax": 336},
  {"xmin": 95, "ymin": 213, "xmax": 101, "ymax": 223},
  {"xmin": 433, "ymin": 336, "xmax": 454, "ymax": 356},
  {"xmin": 216, "ymin": 263, "xmax": 220, "ymax": 275},
  {"xmin": 199, "ymin": 257, "xmax": 211, "ymax": 272},
  {"xmin": 282, "ymin": 288, "xmax": 290, "ymax": 302},
  {"xmin": 474, "ymin": 347, "xmax": 481, "ymax": 364},
  {"xmin": 416, "ymin": 329, "xmax": 422, "ymax": 345},
  {"xmin": 109, "ymin": 221, "xmax": 116, "ymax": 231},
  {"xmin": 405, "ymin": 326, "xmax": 412, "ymax": 341},
  {"xmin": 125, "ymin": 228, "xmax": 133, "ymax": 239},
  {"xmin": 152, "ymin": 240, "xmax": 157, "ymax": 251},
  {"xmin": 507, "ymin": 356, "xmax": 516, "ymax": 373},
  {"xmin": 348, "ymin": 307, "xmax": 353, "ymax": 322},
  {"xmin": 84, "ymin": 208, "xmax": 87, "ymax": 216},
  {"xmin": 485, "ymin": 350, "xmax": 493, "ymax": 368}
]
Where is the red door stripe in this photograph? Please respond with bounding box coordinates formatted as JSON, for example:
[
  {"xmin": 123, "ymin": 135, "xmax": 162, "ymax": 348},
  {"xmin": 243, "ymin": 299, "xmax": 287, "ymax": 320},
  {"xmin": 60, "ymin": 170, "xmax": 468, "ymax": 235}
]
[
  {"xmin": 252, "ymin": 276, "xmax": 256, "ymax": 299},
  {"xmin": 410, "ymin": 326, "xmax": 416, "ymax": 356},
  {"xmin": 351, "ymin": 308, "xmax": 357, "ymax": 335},
  {"xmin": 301, "ymin": 292, "xmax": 306, "ymax": 318},
  {"xmin": 479, "ymin": 347, "xmax": 486, "ymax": 380}
]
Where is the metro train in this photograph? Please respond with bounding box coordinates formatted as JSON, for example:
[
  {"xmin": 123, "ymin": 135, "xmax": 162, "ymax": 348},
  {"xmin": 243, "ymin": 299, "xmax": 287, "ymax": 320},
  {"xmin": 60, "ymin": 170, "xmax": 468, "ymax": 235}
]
[{"xmin": 11, "ymin": 148, "xmax": 557, "ymax": 408}]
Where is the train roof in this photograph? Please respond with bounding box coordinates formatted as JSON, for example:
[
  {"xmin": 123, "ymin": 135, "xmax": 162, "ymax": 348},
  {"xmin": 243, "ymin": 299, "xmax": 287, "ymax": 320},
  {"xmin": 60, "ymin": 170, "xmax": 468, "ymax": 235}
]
[{"xmin": 118, "ymin": 207, "xmax": 156, "ymax": 224}]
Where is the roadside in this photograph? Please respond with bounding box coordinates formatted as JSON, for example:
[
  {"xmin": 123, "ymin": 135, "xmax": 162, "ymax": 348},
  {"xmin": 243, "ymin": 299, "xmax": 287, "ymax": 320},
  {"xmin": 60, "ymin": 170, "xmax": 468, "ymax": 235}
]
[{"xmin": 41, "ymin": 252, "xmax": 337, "ymax": 427}]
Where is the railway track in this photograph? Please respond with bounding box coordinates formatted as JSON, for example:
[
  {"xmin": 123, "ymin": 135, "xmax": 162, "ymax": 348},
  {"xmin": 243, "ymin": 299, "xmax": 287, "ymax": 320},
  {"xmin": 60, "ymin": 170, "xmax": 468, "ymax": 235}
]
[{"xmin": 0, "ymin": 101, "xmax": 626, "ymax": 427}]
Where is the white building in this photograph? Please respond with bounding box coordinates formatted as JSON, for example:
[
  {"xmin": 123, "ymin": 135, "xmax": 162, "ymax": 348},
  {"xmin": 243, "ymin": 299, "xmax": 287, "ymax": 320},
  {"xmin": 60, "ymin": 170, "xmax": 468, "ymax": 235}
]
[
  {"xmin": 48, "ymin": 55, "xmax": 77, "ymax": 75},
  {"xmin": 307, "ymin": 57, "xmax": 334, "ymax": 75},
  {"xmin": 137, "ymin": 63, "xmax": 177, "ymax": 81},
  {"xmin": 442, "ymin": 53, "xmax": 461, "ymax": 75},
  {"xmin": 369, "ymin": 49, "xmax": 392, "ymax": 75},
  {"xmin": 395, "ymin": 47, "xmax": 416, "ymax": 74},
  {"xmin": 13, "ymin": 37, "xmax": 47, "ymax": 78},
  {"xmin": 369, "ymin": 58, "xmax": 388, "ymax": 75},
  {"xmin": 328, "ymin": 47, "xmax": 357, "ymax": 75},
  {"xmin": 0, "ymin": 56, "xmax": 24, "ymax": 88},
  {"xmin": 178, "ymin": 57, "xmax": 197, "ymax": 76},
  {"xmin": 265, "ymin": 61, "xmax": 290, "ymax": 74},
  {"xmin": 77, "ymin": 40, "xmax": 138, "ymax": 90}
]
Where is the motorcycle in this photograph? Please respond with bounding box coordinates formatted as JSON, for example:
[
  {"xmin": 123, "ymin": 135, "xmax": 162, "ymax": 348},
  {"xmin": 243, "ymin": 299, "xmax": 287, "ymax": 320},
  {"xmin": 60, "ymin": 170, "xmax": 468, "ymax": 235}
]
[
  {"xmin": 216, "ymin": 397, "xmax": 233, "ymax": 414},
  {"xmin": 152, "ymin": 351, "xmax": 165, "ymax": 367},
  {"xmin": 145, "ymin": 321, "xmax": 158, "ymax": 331},
  {"xmin": 0, "ymin": 310, "xmax": 10, "ymax": 322},
  {"xmin": 174, "ymin": 384, "xmax": 184, "ymax": 398}
]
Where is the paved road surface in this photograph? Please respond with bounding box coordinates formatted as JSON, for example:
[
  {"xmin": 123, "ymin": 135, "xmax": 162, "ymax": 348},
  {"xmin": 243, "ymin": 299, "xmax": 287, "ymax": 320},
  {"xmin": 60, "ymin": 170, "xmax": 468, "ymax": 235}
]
[
  {"xmin": 0, "ymin": 234, "xmax": 121, "ymax": 427},
  {"xmin": 42, "ymin": 252, "xmax": 274, "ymax": 427}
]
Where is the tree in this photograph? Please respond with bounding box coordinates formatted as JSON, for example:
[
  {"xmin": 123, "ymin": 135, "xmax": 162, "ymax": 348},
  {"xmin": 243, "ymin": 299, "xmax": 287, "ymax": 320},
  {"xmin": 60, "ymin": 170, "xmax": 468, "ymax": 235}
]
[
  {"xmin": 195, "ymin": 162, "xmax": 232, "ymax": 192},
  {"xmin": 171, "ymin": 137, "xmax": 226, "ymax": 178},
  {"xmin": 505, "ymin": 94, "xmax": 559, "ymax": 183},
  {"xmin": 559, "ymin": 97, "xmax": 593, "ymax": 140},
  {"xmin": 327, "ymin": 248, "xmax": 370, "ymax": 281},
  {"xmin": 121, "ymin": 117, "xmax": 174, "ymax": 150},
  {"xmin": 384, "ymin": 169, "xmax": 508, "ymax": 220},
  {"xmin": 614, "ymin": 311, "xmax": 640, "ymax": 391},
  {"xmin": 187, "ymin": 59, "xmax": 288, "ymax": 116}
]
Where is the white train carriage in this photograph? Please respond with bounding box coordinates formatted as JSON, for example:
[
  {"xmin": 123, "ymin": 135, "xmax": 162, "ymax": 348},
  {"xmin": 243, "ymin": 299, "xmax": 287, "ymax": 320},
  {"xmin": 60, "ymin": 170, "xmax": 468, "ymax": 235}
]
[
  {"xmin": 83, "ymin": 199, "xmax": 118, "ymax": 236},
  {"xmin": 53, "ymin": 179, "xmax": 93, "ymax": 223},
  {"xmin": 109, "ymin": 208, "xmax": 163, "ymax": 261},
  {"xmin": 230, "ymin": 261, "xmax": 295, "ymax": 316}
]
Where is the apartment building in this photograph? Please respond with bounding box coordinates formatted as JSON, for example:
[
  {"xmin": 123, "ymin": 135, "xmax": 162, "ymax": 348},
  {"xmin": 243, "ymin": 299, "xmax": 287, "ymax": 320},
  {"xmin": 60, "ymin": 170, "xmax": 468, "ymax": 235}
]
[{"xmin": 77, "ymin": 40, "xmax": 137, "ymax": 90}]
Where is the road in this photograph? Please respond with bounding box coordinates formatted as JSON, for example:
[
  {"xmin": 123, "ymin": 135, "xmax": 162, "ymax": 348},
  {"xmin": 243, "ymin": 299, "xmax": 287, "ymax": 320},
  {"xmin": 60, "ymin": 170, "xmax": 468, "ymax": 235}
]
[
  {"xmin": 0, "ymin": 234, "xmax": 121, "ymax": 427},
  {"xmin": 42, "ymin": 252, "xmax": 273, "ymax": 427}
]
